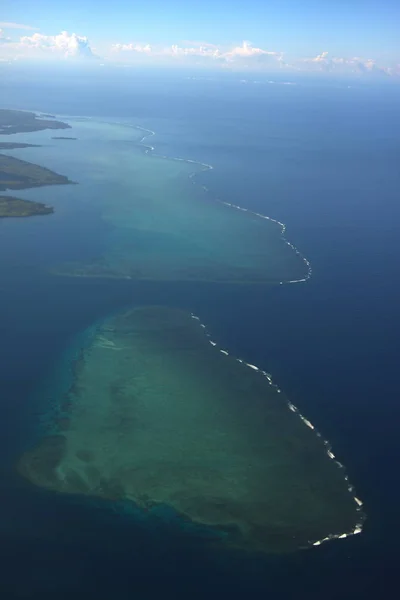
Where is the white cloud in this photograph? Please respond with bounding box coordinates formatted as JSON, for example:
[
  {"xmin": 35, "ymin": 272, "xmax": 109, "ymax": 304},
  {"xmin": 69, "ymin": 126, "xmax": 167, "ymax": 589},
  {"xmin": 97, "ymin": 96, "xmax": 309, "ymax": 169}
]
[
  {"xmin": 11, "ymin": 31, "xmax": 95, "ymax": 59},
  {"xmin": 223, "ymin": 41, "xmax": 278, "ymax": 60},
  {"xmin": 0, "ymin": 22, "xmax": 35, "ymax": 30},
  {"xmin": 311, "ymin": 51, "xmax": 329, "ymax": 62},
  {"xmin": 302, "ymin": 51, "xmax": 390, "ymax": 75},
  {"xmin": 112, "ymin": 42, "xmax": 152, "ymax": 54},
  {"xmin": 110, "ymin": 40, "xmax": 283, "ymax": 67},
  {"xmin": 0, "ymin": 28, "xmax": 397, "ymax": 77},
  {"xmin": 108, "ymin": 40, "xmax": 395, "ymax": 75},
  {"xmin": 165, "ymin": 44, "xmax": 221, "ymax": 58},
  {"xmin": 111, "ymin": 41, "xmax": 221, "ymax": 59},
  {"xmin": 381, "ymin": 63, "xmax": 400, "ymax": 76}
]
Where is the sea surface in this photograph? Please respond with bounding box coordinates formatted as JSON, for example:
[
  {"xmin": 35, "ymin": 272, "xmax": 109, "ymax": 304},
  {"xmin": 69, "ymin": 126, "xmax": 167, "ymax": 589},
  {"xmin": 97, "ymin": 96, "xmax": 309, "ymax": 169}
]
[{"xmin": 1, "ymin": 67, "xmax": 400, "ymax": 598}]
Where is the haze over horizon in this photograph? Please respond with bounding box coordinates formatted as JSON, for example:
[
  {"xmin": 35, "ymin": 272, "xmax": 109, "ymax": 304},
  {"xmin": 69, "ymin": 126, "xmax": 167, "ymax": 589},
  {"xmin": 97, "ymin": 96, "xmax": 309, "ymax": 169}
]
[{"xmin": 1, "ymin": 0, "xmax": 399, "ymax": 77}]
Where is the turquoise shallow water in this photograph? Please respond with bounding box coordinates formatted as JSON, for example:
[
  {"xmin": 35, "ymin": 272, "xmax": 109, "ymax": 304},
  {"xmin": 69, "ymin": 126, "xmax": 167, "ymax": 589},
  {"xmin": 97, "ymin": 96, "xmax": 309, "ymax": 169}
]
[
  {"xmin": 19, "ymin": 305, "xmax": 360, "ymax": 554},
  {"xmin": 1, "ymin": 117, "xmax": 307, "ymax": 283}
]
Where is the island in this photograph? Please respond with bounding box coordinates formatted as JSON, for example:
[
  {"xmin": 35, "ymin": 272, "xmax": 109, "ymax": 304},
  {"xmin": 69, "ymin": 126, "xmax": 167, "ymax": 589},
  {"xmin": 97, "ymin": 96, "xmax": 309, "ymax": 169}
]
[
  {"xmin": 0, "ymin": 109, "xmax": 74, "ymax": 216},
  {"xmin": 0, "ymin": 153, "xmax": 73, "ymax": 217},
  {"xmin": 0, "ymin": 195, "xmax": 53, "ymax": 218},
  {"xmin": 0, "ymin": 142, "xmax": 41, "ymax": 150},
  {"xmin": 0, "ymin": 108, "xmax": 70, "ymax": 135},
  {"xmin": 52, "ymin": 137, "xmax": 77, "ymax": 140},
  {"xmin": 18, "ymin": 306, "xmax": 364, "ymax": 554},
  {"xmin": 0, "ymin": 153, "xmax": 73, "ymax": 192}
]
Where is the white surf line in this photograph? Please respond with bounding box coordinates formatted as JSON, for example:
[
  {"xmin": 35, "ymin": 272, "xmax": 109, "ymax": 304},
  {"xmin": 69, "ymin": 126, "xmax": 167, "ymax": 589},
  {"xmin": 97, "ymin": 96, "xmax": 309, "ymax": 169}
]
[
  {"xmin": 134, "ymin": 124, "xmax": 214, "ymax": 171},
  {"xmin": 134, "ymin": 124, "xmax": 156, "ymax": 147},
  {"xmin": 134, "ymin": 124, "xmax": 311, "ymax": 286},
  {"xmin": 190, "ymin": 312, "xmax": 365, "ymax": 550},
  {"xmin": 220, "ymin": 200, "xmax": 312, "ymax": 284}
]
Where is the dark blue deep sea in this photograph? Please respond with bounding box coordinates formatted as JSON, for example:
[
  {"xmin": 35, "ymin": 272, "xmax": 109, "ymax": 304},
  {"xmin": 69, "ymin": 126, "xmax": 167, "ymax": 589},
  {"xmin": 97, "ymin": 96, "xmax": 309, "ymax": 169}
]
[{"xmin": 1, "ymin": 67, "xmax": 400, "ymax": 598}]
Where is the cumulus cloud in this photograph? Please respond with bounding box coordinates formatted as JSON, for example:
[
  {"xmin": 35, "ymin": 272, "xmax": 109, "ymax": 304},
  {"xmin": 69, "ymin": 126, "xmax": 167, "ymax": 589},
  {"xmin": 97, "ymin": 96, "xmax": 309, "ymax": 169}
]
[
  {"xmin": 381, "ymin": 63, "xmax": 400, "ymax": 77},
  {"xmin": 166, "ymin": 44, "xmax": 221, "ymax": 58},
  {"xmin": 302, "ymin": 51, "xmax": 390, "ymax": 75},
  {"xmin": 0, "ymin": 28, "xmax": 397, "ymax": 76},
  {"xmin": 109, "ymin": 40, "xmax": 395, "ymax": 75},
  {"xmin": 112, "ymin": 42, "xmax": 152, "ymax": 54},
  {"xmin": 110, "ymin": 39, "xmax": 283, "ymax": 67},
  {"xmin": 311, "ymin": 51, "xmax": 329, "ymax": 62},
  {"xmin": 111, "ymin": 41, "xmax": 221, "ymax": 59},
  {"xmin": 223, "ymin": 40, "xmax": 278, "ymax": 60},
  {"xmin": 0, "ymin": 31, "xmax": 95, "ymax": 60},
  {"xmin": 19, "ymin": 31, "xmax": 95, "ymax": 58}
]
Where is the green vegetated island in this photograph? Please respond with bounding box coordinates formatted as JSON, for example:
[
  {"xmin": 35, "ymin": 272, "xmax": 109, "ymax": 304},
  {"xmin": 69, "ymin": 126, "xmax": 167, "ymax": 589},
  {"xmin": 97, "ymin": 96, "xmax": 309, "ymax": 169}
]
[
  {"xmin": 18, "ymin": 307, "xmax": 363, "ymax": 554},
  {"xmin": 0, "ymin": 109, "xmax": 72, "ymax": 217},
  {"xmin": 0, "ymin": 109, "xmax": 70, "ymax": 135},
  {"xmin": 0, "ymin": 195, "xmax": 53, "ymax": 218}
]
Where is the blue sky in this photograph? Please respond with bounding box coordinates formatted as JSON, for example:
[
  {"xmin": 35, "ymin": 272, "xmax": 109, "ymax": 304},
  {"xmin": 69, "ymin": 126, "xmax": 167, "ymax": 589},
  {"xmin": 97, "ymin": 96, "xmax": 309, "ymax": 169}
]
[{"xmin": 1, "ymin": 0, "xmax": 400, "ymax": 74}]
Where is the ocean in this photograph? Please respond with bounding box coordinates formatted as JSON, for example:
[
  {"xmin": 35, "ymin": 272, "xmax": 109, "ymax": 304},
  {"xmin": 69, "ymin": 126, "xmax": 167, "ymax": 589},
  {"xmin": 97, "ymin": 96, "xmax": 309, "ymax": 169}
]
[{"xmin": 0, "ymin": 66, "xmax": 399, "ymax": 598}]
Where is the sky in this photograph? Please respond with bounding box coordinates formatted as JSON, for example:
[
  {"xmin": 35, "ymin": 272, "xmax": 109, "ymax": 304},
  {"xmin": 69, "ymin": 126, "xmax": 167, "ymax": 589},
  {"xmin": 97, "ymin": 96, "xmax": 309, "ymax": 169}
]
[{"xmin": 1, "ymin": 0, "xmax": 400, "ymax": 76}]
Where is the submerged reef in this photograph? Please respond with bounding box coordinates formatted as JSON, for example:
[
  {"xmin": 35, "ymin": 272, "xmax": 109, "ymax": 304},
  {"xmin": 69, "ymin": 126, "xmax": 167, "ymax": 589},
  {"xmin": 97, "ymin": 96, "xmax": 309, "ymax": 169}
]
[
  {"xmin": 52, "ymin": 140, "xmax": 308, "ymax": 284},
  {"xmin": 18, "ymin": 307, "xmax": 363, "ymax": 554}
]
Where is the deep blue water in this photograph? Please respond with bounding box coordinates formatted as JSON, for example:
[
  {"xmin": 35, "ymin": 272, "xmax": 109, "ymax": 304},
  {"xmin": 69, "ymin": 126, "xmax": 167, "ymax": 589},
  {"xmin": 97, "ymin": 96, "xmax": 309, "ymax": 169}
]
[{"xmin": 1, "ymin": 67, "xmax": 400, "ymax": 598}]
